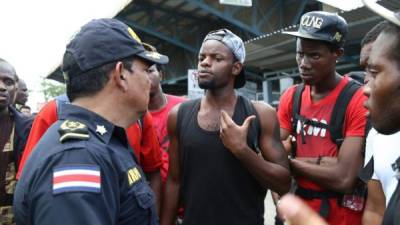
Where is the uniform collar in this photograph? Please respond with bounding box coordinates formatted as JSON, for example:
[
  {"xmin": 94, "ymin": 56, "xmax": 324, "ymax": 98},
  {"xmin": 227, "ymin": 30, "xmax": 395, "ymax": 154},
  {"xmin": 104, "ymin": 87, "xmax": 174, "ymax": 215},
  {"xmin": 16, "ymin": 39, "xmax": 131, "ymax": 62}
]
[{"xmin": 57, "ymin": 103, "xmax": 125, "ymax": 145}]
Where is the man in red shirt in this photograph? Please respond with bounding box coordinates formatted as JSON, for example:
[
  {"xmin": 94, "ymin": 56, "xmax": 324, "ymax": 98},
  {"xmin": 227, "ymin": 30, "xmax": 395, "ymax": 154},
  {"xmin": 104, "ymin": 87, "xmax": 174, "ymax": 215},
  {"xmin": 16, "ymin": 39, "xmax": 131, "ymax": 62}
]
[
  {"xmin": 17, "ymin": 89, "xmax": 163, "ymax": 211},
  {"xmin": 144, "ymin": 43, "xmax": 186, "ymax": 185},
  {"xmin": 278, "ymin": 11, "xmax": 367, "ymax": 225}
]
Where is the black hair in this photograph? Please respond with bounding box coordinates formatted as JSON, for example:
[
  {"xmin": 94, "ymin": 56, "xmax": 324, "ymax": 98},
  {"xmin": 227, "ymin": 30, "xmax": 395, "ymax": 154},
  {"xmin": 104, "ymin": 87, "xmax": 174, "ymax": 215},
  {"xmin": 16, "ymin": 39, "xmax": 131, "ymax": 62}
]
[
  {"xmin": 155, "ymin": 64, "xmax": 165, "ymax": 73},
  {"xmin": 361, "ymin": 21, "xmax": 388, "ymax": 47},
  {"xmin": 381, "ymin": 21, "xmax": 400, "ymax": 69},
  {"xmin": 62, "ymin": 52, "xmax": 135, "ymax": 102}
]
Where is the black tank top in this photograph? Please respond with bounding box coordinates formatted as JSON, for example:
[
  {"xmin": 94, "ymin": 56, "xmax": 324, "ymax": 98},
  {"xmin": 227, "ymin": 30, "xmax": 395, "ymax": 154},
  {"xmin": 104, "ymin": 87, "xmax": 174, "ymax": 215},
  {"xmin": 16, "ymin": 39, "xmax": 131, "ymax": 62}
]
[{"xmin": 177, "ymin": 96, "xmax": 266, "ymax": 225}]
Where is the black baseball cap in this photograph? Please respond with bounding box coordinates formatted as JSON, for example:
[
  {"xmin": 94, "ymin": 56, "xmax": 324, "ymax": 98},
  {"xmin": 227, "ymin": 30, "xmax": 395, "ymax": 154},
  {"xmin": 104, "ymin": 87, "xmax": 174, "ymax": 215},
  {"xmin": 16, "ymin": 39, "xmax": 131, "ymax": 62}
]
[
  {"xmin": 283, "ymin": 11, "xmax": 348, "ymax": 48},
  {"xmin": 203, "ymin": 29, "xmax": 246, "ymax": 88},
  {"xmin": 63, "ymin": 18, "xmax": 169, "ymax": 74}
]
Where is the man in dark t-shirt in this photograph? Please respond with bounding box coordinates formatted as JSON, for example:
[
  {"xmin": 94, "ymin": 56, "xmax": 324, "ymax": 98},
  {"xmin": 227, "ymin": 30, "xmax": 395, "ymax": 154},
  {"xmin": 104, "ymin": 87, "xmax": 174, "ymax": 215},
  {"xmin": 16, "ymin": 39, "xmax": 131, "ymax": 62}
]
[
  {"xmin": 0, "ymin": 58, "xmax": 31, "ymax": 225},
  {"xmin": 161, "ymin": 29, "xmax": 290, "ymax": 225}
]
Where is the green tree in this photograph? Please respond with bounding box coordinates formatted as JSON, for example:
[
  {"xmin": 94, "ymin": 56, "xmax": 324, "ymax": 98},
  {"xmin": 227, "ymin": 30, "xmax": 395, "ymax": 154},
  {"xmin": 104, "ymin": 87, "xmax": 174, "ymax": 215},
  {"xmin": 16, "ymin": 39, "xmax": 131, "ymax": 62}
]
[{"xmin": 41, "ymin": 79, "xmax": 66, "ymax": 101}]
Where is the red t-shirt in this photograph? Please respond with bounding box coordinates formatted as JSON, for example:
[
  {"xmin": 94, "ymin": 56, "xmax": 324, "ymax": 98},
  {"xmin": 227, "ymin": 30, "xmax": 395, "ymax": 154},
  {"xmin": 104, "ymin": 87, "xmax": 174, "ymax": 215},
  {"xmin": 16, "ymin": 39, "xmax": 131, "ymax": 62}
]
[
  {"xmin": 278, "ymin": 76, "xmax": 367, "ymax": 225},
  {"xmin": 17, "ymin": 100, "xmax": 161, "ymax": 179},
  {"xmin": 125, "ymin": 112, "xmax": 162, "ymax": 172},
  {"xmin": 17, "ymin": 100, "xmax": 58, "ymax": 179},
  {"xmin": 150, "ymin": 94, "xmax": 186, "ymax": 183}
]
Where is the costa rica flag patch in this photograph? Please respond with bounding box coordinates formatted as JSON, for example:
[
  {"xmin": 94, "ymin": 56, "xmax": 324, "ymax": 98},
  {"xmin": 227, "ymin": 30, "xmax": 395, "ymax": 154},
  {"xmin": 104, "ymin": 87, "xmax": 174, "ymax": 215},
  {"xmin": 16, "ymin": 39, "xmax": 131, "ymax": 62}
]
[{"xmin": 53, "ymin": 165, "xmax": 101, "ymax": 194}]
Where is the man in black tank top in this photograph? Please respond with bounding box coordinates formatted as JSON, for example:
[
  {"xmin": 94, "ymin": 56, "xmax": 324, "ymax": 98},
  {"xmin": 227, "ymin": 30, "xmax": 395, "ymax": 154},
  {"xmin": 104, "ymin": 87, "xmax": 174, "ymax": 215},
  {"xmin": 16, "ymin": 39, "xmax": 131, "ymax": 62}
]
[{"xmin": 161, "ymin": 29, "xmax": 291, "ymax": 225}]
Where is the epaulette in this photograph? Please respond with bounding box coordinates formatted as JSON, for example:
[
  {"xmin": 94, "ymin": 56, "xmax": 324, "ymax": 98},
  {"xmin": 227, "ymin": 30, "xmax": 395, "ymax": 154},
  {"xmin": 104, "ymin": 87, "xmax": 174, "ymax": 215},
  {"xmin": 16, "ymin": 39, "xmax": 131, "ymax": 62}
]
[{"xmin": 58, "ymin": 120, "xmax": 90, "ymax": 143}]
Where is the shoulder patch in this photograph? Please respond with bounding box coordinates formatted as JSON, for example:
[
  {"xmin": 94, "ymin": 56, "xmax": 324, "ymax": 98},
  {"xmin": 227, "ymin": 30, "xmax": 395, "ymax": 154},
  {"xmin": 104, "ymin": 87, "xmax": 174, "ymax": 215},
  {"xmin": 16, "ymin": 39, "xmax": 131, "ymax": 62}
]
[
  {"xmin": 53, "ymin": 165, "xmax": 101, "ymax": 194},
  {"xmin": 58, "ymin": 120, "xmax": 89, "ymax": 143},
  {"xmin": 127, "ymin": 167, "xmax": 142, "ymax": 186}
]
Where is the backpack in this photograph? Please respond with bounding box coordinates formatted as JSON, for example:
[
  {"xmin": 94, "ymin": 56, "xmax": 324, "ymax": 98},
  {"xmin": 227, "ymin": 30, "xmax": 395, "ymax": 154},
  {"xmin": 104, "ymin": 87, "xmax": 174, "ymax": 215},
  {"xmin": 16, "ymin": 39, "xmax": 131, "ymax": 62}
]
[
  {"xmin": 290, "ymin": 79, "xmax": 368, "ymax": 217},
  {"xmin": 290, "ymin": 79, "xmax": 361, "ymax": 157}
]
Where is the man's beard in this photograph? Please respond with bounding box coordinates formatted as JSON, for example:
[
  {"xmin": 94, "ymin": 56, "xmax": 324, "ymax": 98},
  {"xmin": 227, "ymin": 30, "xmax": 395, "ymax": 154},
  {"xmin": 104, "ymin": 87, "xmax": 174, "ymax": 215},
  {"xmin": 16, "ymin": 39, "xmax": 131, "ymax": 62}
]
[{"xmin": 199, "ymin": 78, "xmax": 220, "ymax": 90}]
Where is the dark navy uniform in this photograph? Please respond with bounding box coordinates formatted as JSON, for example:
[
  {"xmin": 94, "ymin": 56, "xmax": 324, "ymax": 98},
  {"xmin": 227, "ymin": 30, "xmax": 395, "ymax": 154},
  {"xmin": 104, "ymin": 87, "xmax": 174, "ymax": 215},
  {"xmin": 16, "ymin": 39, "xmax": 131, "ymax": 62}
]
[{"xmin": 13, "ymin": 104, "xmax": 158, "ymax": 225}]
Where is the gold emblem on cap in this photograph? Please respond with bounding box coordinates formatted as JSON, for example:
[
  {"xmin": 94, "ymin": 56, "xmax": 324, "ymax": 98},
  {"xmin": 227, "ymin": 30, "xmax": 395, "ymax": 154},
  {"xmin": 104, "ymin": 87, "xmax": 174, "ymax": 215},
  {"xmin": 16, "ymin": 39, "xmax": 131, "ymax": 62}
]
[
  {"xmin": 145, "ymin": 51, "xmax": 161, "ymax": 59},
  {"xmin": 334, "ymin": 32, "xmax": 342, "ymax": 42},
  {"xmin": 127, "ymin": 27, "xmax": 142, "ymax": 43}
]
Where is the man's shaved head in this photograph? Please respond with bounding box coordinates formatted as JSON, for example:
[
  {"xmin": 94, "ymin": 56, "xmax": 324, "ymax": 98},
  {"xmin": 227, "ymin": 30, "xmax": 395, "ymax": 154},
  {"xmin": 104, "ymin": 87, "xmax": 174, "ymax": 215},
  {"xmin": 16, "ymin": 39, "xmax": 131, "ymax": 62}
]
[{"xmin": 0, "ymin": 58, "xmax": 18, "ymax": 81}]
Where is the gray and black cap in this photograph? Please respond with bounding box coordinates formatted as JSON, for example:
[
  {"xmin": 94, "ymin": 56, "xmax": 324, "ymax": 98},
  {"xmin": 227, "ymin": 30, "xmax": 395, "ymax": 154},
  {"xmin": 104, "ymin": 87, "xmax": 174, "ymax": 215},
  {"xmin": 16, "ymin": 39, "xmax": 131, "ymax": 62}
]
[{"xmin": 202, "ymin": 29, "xmax": 246, "ymax": 88}]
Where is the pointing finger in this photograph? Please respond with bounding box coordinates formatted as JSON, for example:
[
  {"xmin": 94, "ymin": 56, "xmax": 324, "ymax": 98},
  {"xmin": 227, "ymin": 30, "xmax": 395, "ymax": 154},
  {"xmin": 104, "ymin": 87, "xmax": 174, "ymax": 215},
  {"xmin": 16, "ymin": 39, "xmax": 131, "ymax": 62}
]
[
  {"xmin": 220, "ymin": 110, "xmax": 229, "ymax": 131},
  {"xmin": 220, "ymin": 110, "xmax": 235, "ymax": 127}
]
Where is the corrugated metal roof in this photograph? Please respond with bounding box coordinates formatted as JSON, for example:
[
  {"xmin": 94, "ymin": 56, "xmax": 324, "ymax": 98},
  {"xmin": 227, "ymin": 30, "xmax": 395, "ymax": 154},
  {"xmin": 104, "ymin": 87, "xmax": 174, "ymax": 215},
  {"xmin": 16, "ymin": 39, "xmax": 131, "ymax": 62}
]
[{"xmin": 245, "ymin": 1, "xmax": 399, "ymax": 74}]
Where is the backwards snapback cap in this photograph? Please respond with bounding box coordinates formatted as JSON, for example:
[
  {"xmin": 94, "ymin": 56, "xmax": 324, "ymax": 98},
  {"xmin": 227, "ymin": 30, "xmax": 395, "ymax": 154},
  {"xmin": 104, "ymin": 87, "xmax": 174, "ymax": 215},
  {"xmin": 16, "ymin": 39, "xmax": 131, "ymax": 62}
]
[
  {"xmin": 203, "ymin": 29, "xmax": 246, "ymax": 88},
  {"xmin": 284, "ymin": 11, "xmax": 348, "ymax": 48},
  {"xmin": 63, "ymin": 18, "xmax": 168, "ymax": 75}
]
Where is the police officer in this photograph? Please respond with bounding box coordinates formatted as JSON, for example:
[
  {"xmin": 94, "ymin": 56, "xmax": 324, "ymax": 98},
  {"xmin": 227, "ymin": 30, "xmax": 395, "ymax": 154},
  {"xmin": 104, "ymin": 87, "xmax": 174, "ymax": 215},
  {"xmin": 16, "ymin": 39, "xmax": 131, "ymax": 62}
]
[{"xmin": 13, "ymin": 18, "xmax": 168, "ymax": 225}]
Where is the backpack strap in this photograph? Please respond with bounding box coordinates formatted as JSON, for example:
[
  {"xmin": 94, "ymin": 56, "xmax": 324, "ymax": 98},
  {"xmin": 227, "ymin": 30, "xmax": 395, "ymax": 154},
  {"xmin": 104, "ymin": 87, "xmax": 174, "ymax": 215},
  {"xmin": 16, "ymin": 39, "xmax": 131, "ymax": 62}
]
[
  {"xmin": 240, "ymin": 96, "xmax": 261, "ymax": 154},
  {"xmin": 290, "ymin": 80, "xmax": 361, "ymax": 156},
  {"xmin": 329, "ymin": 80, "xmax": 361, "ymax": 148},
  {"xmin": 290, "ymin": 84, "xmax": 304, "ymax": 158},
  {"xmin": 292, "ymin": 84, "xmax": 304, "ymax": 134}
]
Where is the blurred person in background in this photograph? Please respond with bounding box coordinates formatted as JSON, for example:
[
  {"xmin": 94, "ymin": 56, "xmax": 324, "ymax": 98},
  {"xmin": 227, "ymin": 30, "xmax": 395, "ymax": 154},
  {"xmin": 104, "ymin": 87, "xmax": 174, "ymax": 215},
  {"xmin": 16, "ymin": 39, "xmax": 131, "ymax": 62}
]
[{"xmin": 0, "ymin": 58, "xmax": 31, "ymax": 225}]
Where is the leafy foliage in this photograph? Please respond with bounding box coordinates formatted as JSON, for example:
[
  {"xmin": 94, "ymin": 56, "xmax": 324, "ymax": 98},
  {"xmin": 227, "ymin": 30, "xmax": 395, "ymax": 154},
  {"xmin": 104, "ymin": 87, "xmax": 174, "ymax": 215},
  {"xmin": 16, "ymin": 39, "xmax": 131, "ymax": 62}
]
[{"xmin": 41, "ymin": 79, "xmax": 66, "ymax": 101}]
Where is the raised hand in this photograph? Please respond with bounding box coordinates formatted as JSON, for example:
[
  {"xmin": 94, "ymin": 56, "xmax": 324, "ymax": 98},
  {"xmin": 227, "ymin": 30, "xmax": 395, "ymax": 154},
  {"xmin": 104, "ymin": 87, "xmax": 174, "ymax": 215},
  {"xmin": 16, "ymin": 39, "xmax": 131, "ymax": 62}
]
[{"xmin": 219, "ymin": 110, "xmax": 255, "ymax": 155}]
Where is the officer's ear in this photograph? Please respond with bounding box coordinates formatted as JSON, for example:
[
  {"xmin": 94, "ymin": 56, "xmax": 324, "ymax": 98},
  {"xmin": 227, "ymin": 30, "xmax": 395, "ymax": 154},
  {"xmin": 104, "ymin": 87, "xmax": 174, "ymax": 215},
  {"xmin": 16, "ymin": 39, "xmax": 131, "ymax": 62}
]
[{"xmin": 114, "ymin": 62, "xmax": 129, "ymax": 92}]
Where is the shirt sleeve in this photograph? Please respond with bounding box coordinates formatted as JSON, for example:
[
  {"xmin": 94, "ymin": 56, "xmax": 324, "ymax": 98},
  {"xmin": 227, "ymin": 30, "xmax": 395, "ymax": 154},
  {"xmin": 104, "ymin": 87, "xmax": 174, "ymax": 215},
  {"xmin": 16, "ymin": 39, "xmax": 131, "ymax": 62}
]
[
  {"xmin": 343, "ymin": 88, "xmax": 368, "ymax": 137},
  {"xmin": 17, "ymin": 101, "xmax": 58, "ymax": 179},
  {"xmin": 364, "ymin": 128, "xmax": 377, "ymax": 167},
  {"xmin": 277, "ymin": 86, "xmax": 296, "ymax": 133},
  {"xmin": 139, "ymin": 113, "xmax": 162, "ymax": 172},
  {"xmin": 26, "ymin": 147, "xmax": 118, "ymax": 225}
]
